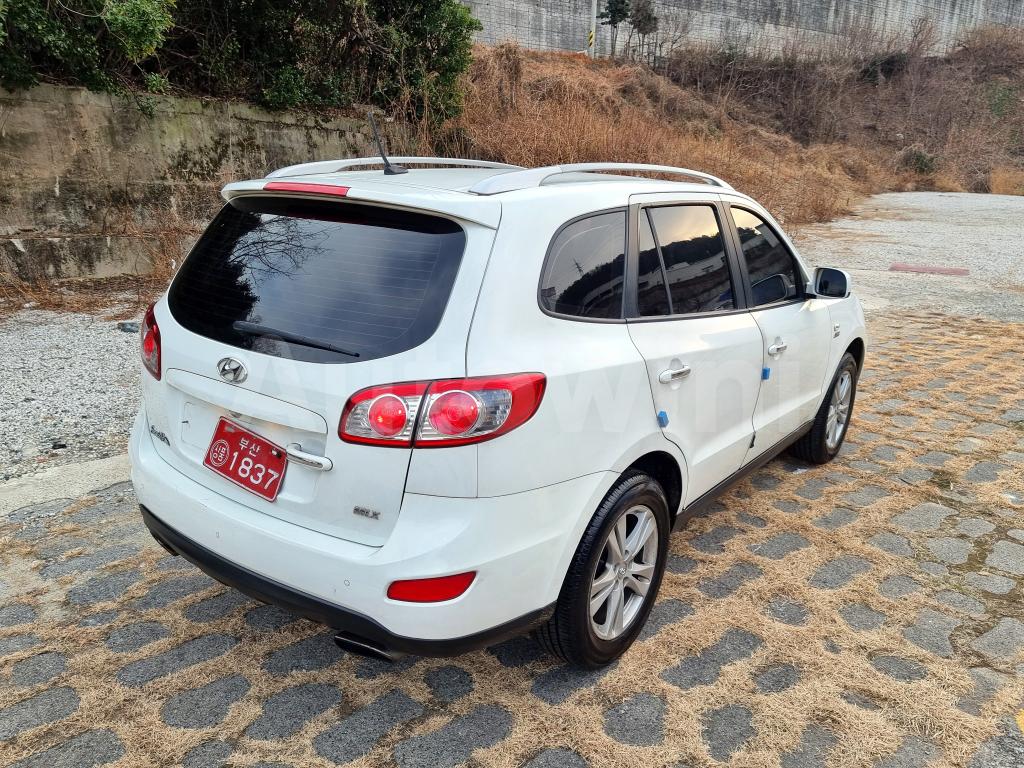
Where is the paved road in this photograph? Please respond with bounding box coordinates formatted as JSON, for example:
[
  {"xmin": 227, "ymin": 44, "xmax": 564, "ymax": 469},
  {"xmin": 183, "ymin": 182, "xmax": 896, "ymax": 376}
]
[
  {"xmin": 796, "ymin": 192, "xmax": 1024, "ymax": 321},
  {"xmin": 1, "ymin": 194, "xmax": 1024, "ymax": 767}
]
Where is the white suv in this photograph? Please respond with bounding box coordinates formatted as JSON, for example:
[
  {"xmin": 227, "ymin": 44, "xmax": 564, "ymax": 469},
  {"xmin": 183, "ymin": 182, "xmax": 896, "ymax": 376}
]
[{"xmin": 129, "ymin": 158, "xmax": 866, "ymax": 668}]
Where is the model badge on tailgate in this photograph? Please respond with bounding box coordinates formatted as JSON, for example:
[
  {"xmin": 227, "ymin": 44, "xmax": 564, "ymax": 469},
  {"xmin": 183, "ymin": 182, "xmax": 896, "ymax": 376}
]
[{"xmin": 353, "ymin": 506, "xmax": 380, "ymax": 521}]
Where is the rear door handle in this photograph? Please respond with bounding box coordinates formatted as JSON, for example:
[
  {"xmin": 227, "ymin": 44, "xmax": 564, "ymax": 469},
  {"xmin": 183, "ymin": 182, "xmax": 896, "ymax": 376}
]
[
  {"xmin": 768, "ymin": 340, "xmax": 788, "ymax": 355},
  {"xmin": 658, "ymin": 365, "xmax": 692, "ymax": 384},
  {"xmin": 286, "ymin": 443, "xmax": 333, "ymax": 471}
]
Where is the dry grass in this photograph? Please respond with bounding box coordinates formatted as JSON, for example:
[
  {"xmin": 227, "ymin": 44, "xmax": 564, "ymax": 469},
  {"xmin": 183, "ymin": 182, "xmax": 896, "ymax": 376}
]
[
  {"xmin": 439, "ymin": 45, "xmax": 894, "ymax": 226},
  {"xmin": 990, "ymin": 167, "xmax": 1024, "ymax": 195}
]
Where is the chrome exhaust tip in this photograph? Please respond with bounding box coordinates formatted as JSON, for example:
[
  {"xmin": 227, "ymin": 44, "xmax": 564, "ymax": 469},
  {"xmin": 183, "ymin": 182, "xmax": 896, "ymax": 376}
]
[{"xmin": 333, "ymin": 633, "xmax": 403, "ymax": 663}]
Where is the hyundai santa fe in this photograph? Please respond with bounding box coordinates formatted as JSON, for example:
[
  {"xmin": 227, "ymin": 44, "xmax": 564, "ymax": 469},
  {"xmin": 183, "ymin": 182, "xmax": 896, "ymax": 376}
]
[{"xmin": 130, "ymin": 157, "xmax": 867, "ymax": 668}]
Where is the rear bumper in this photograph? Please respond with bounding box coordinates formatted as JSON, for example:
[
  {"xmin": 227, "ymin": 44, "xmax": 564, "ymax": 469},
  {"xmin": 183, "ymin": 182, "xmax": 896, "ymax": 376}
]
[
  {"xmin": 129, "ymin": 407, "xmax": 615, "ymax": 646},
  {"xmin": 141, "ymin": 505, "xmax": 552, "ymax": 656}
]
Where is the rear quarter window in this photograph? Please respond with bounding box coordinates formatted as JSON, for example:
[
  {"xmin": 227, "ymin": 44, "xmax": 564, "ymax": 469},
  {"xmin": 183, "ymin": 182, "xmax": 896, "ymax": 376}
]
[
  {"xmin": 538, "ymin": 210, "xmax": 626, "ymax": 320},
  {"xmin": 168, "ymin": 197, "xmax": 466, "ymax": 363}
]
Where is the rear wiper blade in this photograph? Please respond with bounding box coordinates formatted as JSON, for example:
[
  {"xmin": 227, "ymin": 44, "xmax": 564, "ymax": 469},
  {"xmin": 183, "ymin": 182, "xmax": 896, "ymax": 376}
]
[{"xmin": 232, "ymin": 321, "xmax": 360, "ymax": 358}]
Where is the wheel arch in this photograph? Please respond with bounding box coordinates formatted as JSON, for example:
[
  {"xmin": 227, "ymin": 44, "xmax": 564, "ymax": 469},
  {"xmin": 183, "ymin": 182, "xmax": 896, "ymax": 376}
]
[
  {"xmin": 622, "ymin": 451, "xmax": 683, "ymax": 523},
  {"xmin": 846, "ymin": 336, "xmax": 866, "ymax": 372}
]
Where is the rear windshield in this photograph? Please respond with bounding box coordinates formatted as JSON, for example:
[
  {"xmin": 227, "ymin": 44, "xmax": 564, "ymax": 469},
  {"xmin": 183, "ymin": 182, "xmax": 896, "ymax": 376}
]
[{"xmin": 168, "ymin": 197, "xmax": 466, "ymax": 363}]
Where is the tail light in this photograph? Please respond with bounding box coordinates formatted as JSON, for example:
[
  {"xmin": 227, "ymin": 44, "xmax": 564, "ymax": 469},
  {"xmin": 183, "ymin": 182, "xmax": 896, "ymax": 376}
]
[
  {"xmin": 387, "ymin": 572, "xmax": 476, "ymax": 602},
  {"xmin": 141, "ymin": 302, "xmax": 161, "ymax": 380},
  {"xmin": 339, "ymin": 373, "xmax": 545, "ymax": 448}
]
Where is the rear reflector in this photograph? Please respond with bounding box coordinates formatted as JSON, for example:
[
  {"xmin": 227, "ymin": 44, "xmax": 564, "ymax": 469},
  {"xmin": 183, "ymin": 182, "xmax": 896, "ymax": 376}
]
[
  {"xmin": 387, "ymin": 572, "xmax": 476, "ymax": 602},
  {"xmin": 263, "ymin": 181, "xmax": 350, "ymax": 197}
]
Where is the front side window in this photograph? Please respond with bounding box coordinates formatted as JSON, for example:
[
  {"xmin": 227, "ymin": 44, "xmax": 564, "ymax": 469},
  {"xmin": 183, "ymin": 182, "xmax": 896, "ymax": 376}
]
[
  {"xmin": 732, "ymin": 208, "xmax": 803, "ymax": 307},
  {"xmin": 540, "ymin": 211, "xmax": 626, "ymax": 319},
  {"xmin": 646, "ymin": 205, "xmax": 735, "ymax": 315}
]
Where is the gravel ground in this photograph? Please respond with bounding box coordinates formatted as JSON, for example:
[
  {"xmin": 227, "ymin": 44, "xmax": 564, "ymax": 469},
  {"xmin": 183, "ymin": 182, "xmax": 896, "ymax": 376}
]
[
  {"xmin": 796, "ymin": 192, "xmax": 1024, "ymax": 320},
  {"xmin": 0, "ymin": 311, "xmax": 140, "ymax": 482}
]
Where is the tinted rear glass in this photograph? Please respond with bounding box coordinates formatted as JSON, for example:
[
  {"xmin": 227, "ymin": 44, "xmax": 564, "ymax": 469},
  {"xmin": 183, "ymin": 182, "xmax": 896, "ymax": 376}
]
[
  {"xmin": 168, "ymin": 198, "xmax": 466, "ymax": 363},
  {"xmin": 539, "ymin": 211, "xmax": 625, "ymax": 320}
]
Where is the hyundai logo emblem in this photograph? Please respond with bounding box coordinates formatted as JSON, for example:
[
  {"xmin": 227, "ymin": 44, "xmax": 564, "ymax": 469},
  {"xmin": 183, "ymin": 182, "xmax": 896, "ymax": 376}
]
[{"xmin": 217, "ymin": 357, "xmax": 247, "ymax": 384}]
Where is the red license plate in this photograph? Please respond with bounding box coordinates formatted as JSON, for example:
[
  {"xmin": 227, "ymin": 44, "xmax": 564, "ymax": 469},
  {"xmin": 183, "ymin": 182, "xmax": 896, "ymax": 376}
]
[{"xmin": 204, "ymin": 418, "xmax": 288, "ymax": 501}]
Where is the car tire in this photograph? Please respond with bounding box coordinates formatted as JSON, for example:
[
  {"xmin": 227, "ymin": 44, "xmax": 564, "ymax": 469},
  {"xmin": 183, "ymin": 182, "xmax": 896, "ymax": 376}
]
[
  {"xmin": 534, "ymin": 471, "xmax": 670, "ymax": 668},
  {"xmin": 790, "ymin": 352, "xmax": 859, "ymax": 465}
]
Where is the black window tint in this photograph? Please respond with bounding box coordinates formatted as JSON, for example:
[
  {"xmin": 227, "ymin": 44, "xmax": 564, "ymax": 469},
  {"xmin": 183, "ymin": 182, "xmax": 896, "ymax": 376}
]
[
  {"xmin": 168, "ymin": 198, "xmax": 466, "ymax": 363},
  {"xmin": 647, "ymin": 205, "xmax": 734, "ymax": 314},
  {"xmin": 637, "ymin": 210, "xmax": 670, "ymax": 317},
  {"xmin": 540, "ymin": 211, "xmax": 625, "ymax": 319},
  {"xmin": 733, "ymin": 208, "xmax": 802, "ymax": 307}
]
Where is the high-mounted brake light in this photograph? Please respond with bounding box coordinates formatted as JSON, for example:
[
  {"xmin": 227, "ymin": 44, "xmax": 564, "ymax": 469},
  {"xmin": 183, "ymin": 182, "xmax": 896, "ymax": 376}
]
[
  {"xmin": 339, "ymin": 373, "xmax": 545, "ymax": 448},
  {"xmin": 387, "ymin": 572, "xmax": 476, "ymax": 602},
  {"xmin": 141, "ymin": 302, "xmax": 161, "ymax": 380},
  {"xmin": 263, "ymin": 181, "xmax": 350, "ymax": 197}
]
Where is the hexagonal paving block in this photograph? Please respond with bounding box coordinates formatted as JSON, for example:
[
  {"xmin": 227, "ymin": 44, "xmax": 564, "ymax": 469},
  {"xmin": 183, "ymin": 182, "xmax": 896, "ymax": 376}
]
[
  {"xmin": 523, "ymin": 748, "xmax": 589, "ymax": 768},
  {"xmin": 105, "ymin": 621, "xmax": 169, "ymax": 653},
  {"xmin": 639, "ymin": 598, "xmax": 693, "ymax": 641},
  {"xmin": 245, "ymin": 683, "xmax": 343, "ymax": 740},
  {"xmin": 840, "ymin": 603, "xmax": 886, "ymax": 631},
  {"xmin": 926, "ymin": 537, "xmax": 972, "ymax": 566},
  {"xmin": 11, "ymin": 652, "xmax": 67, "ymax": 687},
  {"xmin": 871, "ymin": 655, "xmax": 927, "ymax": 682},
  {"xmin": 765, "ymin": 597, "xmax": 809, "ymax": 626},
  {"xmin": 702, "ymin": 704, "xmax": 754, "ymax": 761},
  {"xmin": 891, "ymin": 503, "xmax": 954, "ymax": 532},
  {"xmin": 809, "ymin": 556, "xmax": 871, "ymax": 589},
  {"xmin": 115, "ymin": 634, "xmax": 237, "ymax": 688},
  {"xmin": 603, "ymin": 693, "xmax": 665, "ymax": 746},
  {"xmin": 425, "ymin": 665, "xmax": 473, "ymax": 704},
  {"xmin": 868, "ymin": 532, "xmax": 913, "ymax": 557},
  {"xmin": 184, "ymin": 590, "xmax": 252, "ymax": 623},
  {"xmin": 263, "ymin": 632, "xmax": 344, "ymax": 676},
  {"xmin": 181, "ymin": 740, "xmax": 233, "ymax": 768},
  {"xmin": 970, "ymin": 618, "xmax": 1024, "ymax": 662},
  {"xmin": 161, "ymin": 675, "xmax": 250, "ymax": 729},
  {"xmin": 393, "ymin": 705, "xmax": 512, "ymax": 768},
  {"xmin": 697, "ymin": 562, "xmax": 762, "ymax": 598},
  {"xmin": 749, "ymin": 533, "xmax": 810, "ymax": 560},
  {"xmin": 781, "ymin": 723, "xmax": 837, "ymax": 768},
  {"xmin": 690, "ymin": 526, "xmax": 740, "ymax": 554},
  {"xmin": 755, "ymin": 663, "xmax": 800, "ymax": 693},
  {"xmin": 964, "ymin": 572, "xmax": 1016, "ymax": 595},
  {"xmin": 0, "ymin": 603, "xmax": 37, "ymax": 628},
  {"xmin": 902, "ymin": 609, "xmax": 961, "ymax": 658},
  {"xmin": 985, "ymin": 541, "xmax": 1024, "ymax": 576},
  {"xmin": 313, "ymin": 689, "xmax": 424, "ymax": 765},
  {"xmin": 662, "ymin": 629, "xmax": 762, "ymax": 690},
  {"xmin": 532, "ymin": 663, "xmax": 613, "ymax": 705},
  {"xmin": 872, "ymin": 736, "xmax": 939, "ymax": 768},
  {"xmin": 0, "ymin": 687, "xmax": 80, "ymax": 741},
  {"xmin": 8, "ymin": 729, "xmax": 124, "ymax": 768},
  {"xmin": 133, "ymin": 574, "xmax": 214, "ymax": 611}
]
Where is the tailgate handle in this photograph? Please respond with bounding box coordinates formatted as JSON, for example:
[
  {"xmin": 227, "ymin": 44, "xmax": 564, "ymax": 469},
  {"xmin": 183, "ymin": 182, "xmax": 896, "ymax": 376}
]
[{"xmin": 286, "ymin": 443, "xmax": 333, "ymax": 472}]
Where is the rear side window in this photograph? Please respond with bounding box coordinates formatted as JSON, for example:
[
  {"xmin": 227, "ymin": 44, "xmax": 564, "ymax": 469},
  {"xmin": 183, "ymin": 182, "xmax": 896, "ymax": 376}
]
[
  {"xmin": 647, "ymin": 205, "xmax": 735, "ymax": 315},
  {"xmin": 732, "ymin": 208, "xmax": 803, "ymax": 306},
  {"xmin": 168, "ymin": 198, "xmax": 466, "ymax": 363},
  {"xmin": 539, "ymin": 211, "xmax": 625, "ymax": 320}
]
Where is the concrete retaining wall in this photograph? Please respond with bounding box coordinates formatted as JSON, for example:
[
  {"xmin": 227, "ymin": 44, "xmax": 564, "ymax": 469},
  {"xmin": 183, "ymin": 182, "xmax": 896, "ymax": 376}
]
[
  {"xmin": 464, "ymin": 0, "xmax": 1024, "ymax": 56},
  {"xmin": 0, "ymin": 86, "xmax": 381, "ymax": 280}
]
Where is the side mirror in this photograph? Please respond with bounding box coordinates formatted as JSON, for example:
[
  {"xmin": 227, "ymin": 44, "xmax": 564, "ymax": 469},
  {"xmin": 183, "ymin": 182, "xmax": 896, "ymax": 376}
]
[{"xmin": 813, "ymin": 267, "xmax": 850, "ymax": 298}]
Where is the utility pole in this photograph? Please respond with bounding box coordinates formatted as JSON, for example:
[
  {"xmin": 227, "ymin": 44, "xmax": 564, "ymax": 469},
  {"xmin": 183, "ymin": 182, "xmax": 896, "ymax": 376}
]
[{"xmin": 588, "ymin": 0, "xmax": 598, "ymax": 57}]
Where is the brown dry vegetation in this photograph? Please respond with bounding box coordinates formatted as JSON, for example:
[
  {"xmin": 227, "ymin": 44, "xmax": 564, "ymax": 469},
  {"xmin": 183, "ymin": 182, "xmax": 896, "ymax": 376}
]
[{"xmin": 439, "ymin": 24, "xmax": 1024, "ymax": 224}]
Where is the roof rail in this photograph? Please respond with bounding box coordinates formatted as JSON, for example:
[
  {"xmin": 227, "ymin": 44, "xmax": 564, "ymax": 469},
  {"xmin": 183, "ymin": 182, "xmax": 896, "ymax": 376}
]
[
  {"xmin": 468, "ymin": 163, "xmax": 733, "ymax": 195},
  {"xmin": 267, "ymin": 157, "xmax": 523, "ymax": 179}
]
